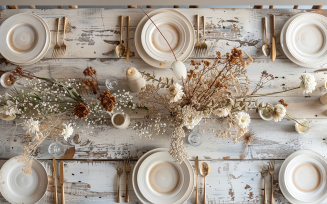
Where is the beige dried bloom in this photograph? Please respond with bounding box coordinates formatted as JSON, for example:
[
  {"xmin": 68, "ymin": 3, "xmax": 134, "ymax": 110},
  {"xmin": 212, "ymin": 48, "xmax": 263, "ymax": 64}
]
[{"xmin": 272, "ymin": 104, "xmax": 286, "ymax": 122}]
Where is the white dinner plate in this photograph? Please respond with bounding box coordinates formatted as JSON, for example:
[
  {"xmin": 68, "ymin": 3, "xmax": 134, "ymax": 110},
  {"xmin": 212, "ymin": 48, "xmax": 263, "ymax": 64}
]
[
  {"xmin": 142, "ymin": 13, "xmax": 188, "ymax": 62},
  {"xmin": 0, "ymin": 13, "xmax": 48, "ymax": 64},
  {"xmin": 137, "ymin": 152, "xmax": 185, "ymax": 203},
  {"xmin": 286, "ymin": 13, "xmax": 327, "ymax": 65},
  {"xmin": 132, "ymin": 148, "xmax": 194, "ymax": 204},
  {"xmin": 135, "ymin": 8, "xmax": 195, "ymax": 69},
  {"xmin": 7, "ymin": 14, "xmax": 51, "ymax": 65},
  {"xmin": 279, "ymin": 150, "xmax": 327, "ymax": 204},
  {"xmin": 0, "ymin": 156, "xmax": 48, "ymax": 204},
  {"xmin": 280, "ymin": 13, "xmax": 325, "ymax": 68},
  {"xmin": 284, "ymin": 153, "xmax": 327, "ymax": 202}
]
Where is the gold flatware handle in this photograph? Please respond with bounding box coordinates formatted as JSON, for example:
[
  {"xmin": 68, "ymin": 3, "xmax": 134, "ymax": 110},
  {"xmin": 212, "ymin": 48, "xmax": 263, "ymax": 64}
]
[
  {"xmin": 203, "ymin": 16, "xmax": 205, "ymax": 39},
  {"xmin": 61, "ymin": 183, "xmax": 65, "ymax": 204},
  {"xmin": 271, "ymin": 15, "xmax": 275, "ymax": 37},
  {"xmin": 56, "ymin": 18, "xmax": 60, "ymax": 45},
  {"xmin": 120, "ymin": 16, "xmax": 123, "ymax": 44},
  {"xmin": 126, "ymin": 16, "xmax": 130, "ymax": 62},
  {"xmin": 270, "ymin": 175, "xmax": 274, "ymax": 204},
  {"xmin": 117, "ymin": 174, "xmax": 121, "ymax": 203},
  {"xmin": 63, "ymin": 17, "xmax": 67, "ymax": 41},
  {"xmin": 203, "ymin": 176, "xmax": 206, "ymax": 204},
  {"xmin": 196, "ymin": 15, "xmax": 200, "ymax": 43},
  {"xmin": 264, "ymin": 177, "xmax": 267, "ymax": 204},
  {"xmin": 125, "ymin": 173, "xmax": 129, "ymax": 203},
  {"xmin": 195, "ymin": 174, "xmax": 198, "ymax": 204},
  {"xmin": 53, "ymin": 158, "xmax": 58, "ymax": 204}
]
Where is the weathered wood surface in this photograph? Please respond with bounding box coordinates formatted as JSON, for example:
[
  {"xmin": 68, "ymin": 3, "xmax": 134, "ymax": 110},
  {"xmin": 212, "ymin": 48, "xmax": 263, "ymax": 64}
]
[
  {"xmin": 0, "ymin": 160, "xmax": 292, "ymax": 204},
  {"xmin": 0, "ymin": 8, "xmax": 326, "ymax": 61},
  {"xmin": 1, "ymin": 8, "xmax": 327, "ymax": 203}
]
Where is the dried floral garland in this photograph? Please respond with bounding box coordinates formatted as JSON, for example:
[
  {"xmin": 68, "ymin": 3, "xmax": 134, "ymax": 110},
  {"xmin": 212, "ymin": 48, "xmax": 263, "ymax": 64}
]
[{"xmin": 133, "ymin": 48, "xmax": 317, "ymax": 163}]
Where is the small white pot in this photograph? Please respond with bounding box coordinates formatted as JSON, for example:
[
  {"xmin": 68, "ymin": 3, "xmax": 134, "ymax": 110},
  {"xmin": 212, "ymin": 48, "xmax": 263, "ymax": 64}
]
[
  {"xmin": 258, "ymin": 109, "xmax": 273, "ymax": 121},
  {"xmin": 111, "ymin": 112, "xmax": 130, "ymax": 129},
  {"xmin": 0, "ymin": 72, "xmax": 15, "ymax": 88}
]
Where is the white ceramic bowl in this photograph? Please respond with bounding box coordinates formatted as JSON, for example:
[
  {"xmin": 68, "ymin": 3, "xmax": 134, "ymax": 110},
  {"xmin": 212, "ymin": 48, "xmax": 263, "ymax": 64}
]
[
  {"xmin": 286, "ymin": 13, "xmax": 327, "ymax": 65},
  {"xmin": 142, "ymin": 13, "xmax": 187, "ymax": 62},
  {"xmin": 0, "ymin": 13, "xmax": 50, "ymax": 65},
  {"xmin": 137, "ymin": 152, "xmax": 185, "ymax": 203},
  {"xmin": 135, "ymin": 8, "xmax": 195, "ymax": 69},
  {"xmin": 132, "ymin": 148, "xmax": 194, "ymax": 204},
  {"xmin": 0, "ymin": 156, "xmax": 48, "ymax": 204}
]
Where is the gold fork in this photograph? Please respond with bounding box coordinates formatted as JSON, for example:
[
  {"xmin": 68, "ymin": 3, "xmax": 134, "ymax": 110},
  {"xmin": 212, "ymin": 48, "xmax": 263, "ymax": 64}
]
[
  {"xmin": 61, "ymin": 17, "xmax": 67, "ymax": 55},
  {"xmin": 52, "ymin": 18, "xmax": 61, "ymax": 59},
  {"xmin": 268, "ymin": 160, "xmax": 275, "ymax": 204},
  {"xmin": 116, "ymin": 161, "xmax": 123, "ymax": 203},
  {"xmin": 194, "ymin": 15, "xmax": 201, "ymax": 57},
  {"xmin": 261, "ymin": 165, "xmax": 268, "ymax": 204},
  {"xmin": 124, "ymin": 159, "xmax": 131, "ymax": 203},
  {"xmin": 200, "ymin": 16, "xmax": 208, "ymax": 56}
]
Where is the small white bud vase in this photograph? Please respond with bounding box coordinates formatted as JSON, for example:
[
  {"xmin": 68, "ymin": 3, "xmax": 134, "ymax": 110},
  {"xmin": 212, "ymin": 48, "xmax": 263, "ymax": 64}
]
[
  {"xmin": 126, "ymin": 67, "xmax": 146, "ymax": 93},
  {"xmin": 171, "ymin": 61, "xmax": 187, "ymax": 80},
  {"xmin": 111, "ymin": 112, "xmax": 130, "ymax": 129},
  {"xmin": 320, "ymin": 93, "xmax": 327, "ymax": 105},
  {"xmin": 295, "ymin": 120, "xmax": 309, "ymax": 134}
]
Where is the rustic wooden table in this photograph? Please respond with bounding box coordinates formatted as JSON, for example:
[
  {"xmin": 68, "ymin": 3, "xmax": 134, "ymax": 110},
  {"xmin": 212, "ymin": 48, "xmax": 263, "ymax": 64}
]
[{"xmin": 0, "ymin": 8, "xmax": 327, "ymax": 204}]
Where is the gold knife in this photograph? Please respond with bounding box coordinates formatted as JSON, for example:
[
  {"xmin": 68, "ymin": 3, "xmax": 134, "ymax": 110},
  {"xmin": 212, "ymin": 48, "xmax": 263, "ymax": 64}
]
[
  {"xmin": 195, "ymin": 156, "xmax": 199, "ymax": 204},
  {"xmin": 60, "ymin": 160, "xmax": 65, "ymax": 204},
  {"xmin": 126, "ymin": 16, "xmax": 130, "ymax": 62},
  {"xmin": 271, "ymin": 15, "xmax": 276, "ymax": 61},
  {"xmin": 53, "ymin": 158, "xmax": 58, "ymax": 204}
]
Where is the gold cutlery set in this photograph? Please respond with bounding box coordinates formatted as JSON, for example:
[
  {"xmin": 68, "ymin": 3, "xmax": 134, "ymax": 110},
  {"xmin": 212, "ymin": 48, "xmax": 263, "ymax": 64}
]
[
  {"xmin": 262, "ymin": 15, "xmax": 276, "ymax": 61},
  {"xmin": 52, "ymin": 17, "xmax": 68, "ymax": 59},
  {"xmin": 195, "ymin": 156, "xmax": 210, "ymax": 204},
  {"xmin": 261, "ymin": 160, "xmax": 275, "ymax": 204},
  {"xmin": 115, "ymin": 16, "xmax": 130, "ymax": 61},
  {"xmin": 53, "ymin": 158, "xmax": 65, "ymax": 204},
  {"xmin": 116, "ymin": 159, "xmax": 131, "ymax": 203},
  {"xmin": 194, "ymin": 15, "xmax": 208, "ymax": 57}
]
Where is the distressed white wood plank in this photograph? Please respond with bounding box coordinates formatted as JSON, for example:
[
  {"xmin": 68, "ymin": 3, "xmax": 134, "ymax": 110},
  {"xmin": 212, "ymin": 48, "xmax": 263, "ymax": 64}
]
[
  {"xmin": 1, "ymin": 58, "xmax": 327, "ymax": 98},
  {"xmin": 0, "ymin": 118, "xmax": 327, "ymax": 160},
  {"xmin": 0, "ymin": 9, "xmax": 325, "ymax": 60},
  {"xmin": 0, "ymin": 160, "xmax": 296, "ymax": 204}
]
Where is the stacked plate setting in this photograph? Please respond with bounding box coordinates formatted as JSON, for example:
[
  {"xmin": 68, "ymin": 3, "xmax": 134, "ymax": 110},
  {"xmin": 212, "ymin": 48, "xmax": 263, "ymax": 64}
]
[
  {"xmin": 0, "ymin": 13, "xmax": 50, "ymax": 65},
  {"xmin": 135, "ymin": 8, "xmax": 195, "ymax": 69},
  {"xmin": 279, "ymin": 150, "xmax": 327, "ymax": 203},
  {"xmin": 132, "ymin": 148, "xmax": 194, "ymax": 203},
  {"xmin": 0, "ymin": 156, "xmax": 48, "ymax": 204},
  {"xmin": 281, "ymin": 13, "xmax": 327, "ymax": 68}
]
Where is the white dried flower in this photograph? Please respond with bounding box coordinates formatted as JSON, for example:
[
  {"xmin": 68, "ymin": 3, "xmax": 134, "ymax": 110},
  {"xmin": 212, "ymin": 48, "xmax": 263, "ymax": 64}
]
[
  {"xmin": 272, "ymin": 104, "xmax": 286, "ymax": 122},
  {"xmin": 23, "ymin": 118, "xmax": 40, "ymax": 136},
  {"xmin": 182, "ymin": 105, "xmax": 203, "ymax": 129},
  {"xmin": 213, "ymin": 107, "xmax": 229, "ymax": 117},
  {"xmin": 235, "ymin": 112, "xmax": 251, "ymax": 129},
  {"xmin": 61, "ymin": 123, "xmax": 74, "ymax": 141},
  {"xmin": 167, "ymin": 83, "xmax": 184, "ymax": 103},
  {"xmin": 300, "ymin": 73, "xmax": 317, "ymax": 94},
  {"xmin": 0, "ymin": 100, "xmax": 20, "ymax": 117}
]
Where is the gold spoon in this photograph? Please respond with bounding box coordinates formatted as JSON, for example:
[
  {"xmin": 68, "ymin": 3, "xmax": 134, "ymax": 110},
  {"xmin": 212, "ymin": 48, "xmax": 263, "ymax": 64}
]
[
  {"xmin": 116, "ymin": 15, "xmax": 125, "ymax": 57},
  {"xmin": 262, "ymin": 17, "xmax": 270, "ymax": 57},
  {"xmin": 200, "ymin": 162, "xmax": 209, "ymax": 204}
]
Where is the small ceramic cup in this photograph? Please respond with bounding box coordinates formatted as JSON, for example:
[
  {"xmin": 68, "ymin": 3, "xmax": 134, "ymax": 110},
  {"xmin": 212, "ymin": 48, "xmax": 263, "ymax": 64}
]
[
  {"xmin": 0, "ymin": 72, "xmax": 15, "ymax": 88},
  {"xmin": 111, "ymin": 112, "xmax": 130, "ymax": 129},
  {"xmin": 258, "ymin": 108, "xmax": 273, "ymax": 121}
]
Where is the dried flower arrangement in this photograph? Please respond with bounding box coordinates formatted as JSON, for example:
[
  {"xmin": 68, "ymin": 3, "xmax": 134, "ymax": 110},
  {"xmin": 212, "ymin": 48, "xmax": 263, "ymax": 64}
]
[
  {"xmin": 0, "ymin": 66, "xmax": 124, "ymax": 173},
  {"xmin": 132, "ymin": 48, "xmax": 317, "ymax": 163}
]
